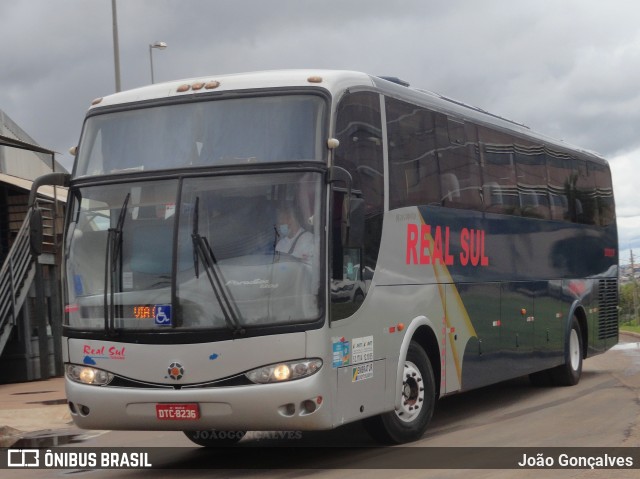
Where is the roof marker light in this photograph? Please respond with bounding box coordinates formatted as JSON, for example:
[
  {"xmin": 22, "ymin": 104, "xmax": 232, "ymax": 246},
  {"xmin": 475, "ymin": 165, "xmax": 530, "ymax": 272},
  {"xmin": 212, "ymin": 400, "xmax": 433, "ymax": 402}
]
[
  {"xmin": 205, "ymin": 80, "xmax": 220, "ymax": 90},
  {"xmin": 307, "ymin": 75, "xmax": 323, "ymax": 83},
  {"xmin": 177, "ymin": 84, "xmax": 191, "ymax": 93},
  {"xmin": 91, "ymin": 97, "xmax": 103, "ymax": 106},
  {"xmin": 192, "ymin": 82, "xmax": 205, "ymax": 91}
]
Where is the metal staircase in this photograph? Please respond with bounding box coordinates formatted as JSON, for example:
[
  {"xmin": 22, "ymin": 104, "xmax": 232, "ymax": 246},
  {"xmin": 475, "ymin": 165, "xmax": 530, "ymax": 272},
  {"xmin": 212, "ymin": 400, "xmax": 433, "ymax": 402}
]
[{"xmin": 0, "ymin": 199, "xmax": 55, "ymax": 358}]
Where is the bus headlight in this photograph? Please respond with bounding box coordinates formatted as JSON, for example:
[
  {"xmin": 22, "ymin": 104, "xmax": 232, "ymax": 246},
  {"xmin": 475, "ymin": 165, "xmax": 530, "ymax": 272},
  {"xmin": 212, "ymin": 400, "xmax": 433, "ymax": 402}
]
[
  {"xmin": 245, "ymin": 359, "xmax": 322, "ymax": 384},
  {"xmin": 66, "ymin": 364, "xmax": 114, "ymax": 386}
]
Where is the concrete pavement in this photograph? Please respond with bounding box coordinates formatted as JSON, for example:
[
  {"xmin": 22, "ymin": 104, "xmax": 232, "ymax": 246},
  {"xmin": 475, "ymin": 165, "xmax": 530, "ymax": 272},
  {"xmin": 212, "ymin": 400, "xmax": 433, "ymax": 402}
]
[{"xmin": 0, "ymin": 376, "xmax": 71, "ymax": 447}]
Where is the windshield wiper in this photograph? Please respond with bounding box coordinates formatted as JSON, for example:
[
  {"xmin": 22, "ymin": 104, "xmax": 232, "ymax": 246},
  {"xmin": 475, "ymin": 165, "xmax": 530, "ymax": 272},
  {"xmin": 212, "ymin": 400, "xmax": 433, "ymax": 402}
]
[
  {"xmin": 104, "ymin": 193, "xmax": 130, "ymax": 334},
  {"xmin": 191, "ymin": 197, "xmax": 245, "ymax": 335}
]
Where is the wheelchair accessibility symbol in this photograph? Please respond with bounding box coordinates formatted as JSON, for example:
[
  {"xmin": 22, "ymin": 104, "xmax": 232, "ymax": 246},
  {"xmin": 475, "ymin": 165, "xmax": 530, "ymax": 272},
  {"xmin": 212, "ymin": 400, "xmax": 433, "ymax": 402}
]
[{"xmin": 155, "ymin": 305, "xmax": 172, "ymax": 326}]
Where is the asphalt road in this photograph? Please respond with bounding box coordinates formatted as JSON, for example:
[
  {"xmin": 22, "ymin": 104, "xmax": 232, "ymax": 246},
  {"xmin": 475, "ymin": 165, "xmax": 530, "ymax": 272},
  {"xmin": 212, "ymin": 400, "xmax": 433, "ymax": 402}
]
[{"xmin": 6, "ymin": 334, "xmax": 640, "ymax": 478}]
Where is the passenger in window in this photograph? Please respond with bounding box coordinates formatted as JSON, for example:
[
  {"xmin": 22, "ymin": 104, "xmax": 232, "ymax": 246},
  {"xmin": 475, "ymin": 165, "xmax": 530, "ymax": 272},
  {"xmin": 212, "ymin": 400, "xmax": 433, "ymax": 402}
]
[{"xmin": 275, "ymin": 204, "xmax": 313, "ymax": 263}]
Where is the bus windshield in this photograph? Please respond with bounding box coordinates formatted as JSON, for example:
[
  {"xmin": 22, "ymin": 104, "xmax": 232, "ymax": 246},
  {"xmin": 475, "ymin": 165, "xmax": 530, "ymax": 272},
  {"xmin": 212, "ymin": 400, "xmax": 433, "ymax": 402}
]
[
  {"xmin": 74, "ymin": 94, "xmax": 327, "ymax": 177},
  {"xmin": 65, "ymin": 171, "xmax": 323, "ymax": 333}
]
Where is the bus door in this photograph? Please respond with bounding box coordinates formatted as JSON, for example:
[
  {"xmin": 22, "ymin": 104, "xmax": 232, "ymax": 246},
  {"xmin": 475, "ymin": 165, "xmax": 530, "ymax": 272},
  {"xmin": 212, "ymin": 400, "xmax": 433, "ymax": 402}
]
[{"xmin": 330, "ymin": 188, "xmax": 388, "ymax": 423}]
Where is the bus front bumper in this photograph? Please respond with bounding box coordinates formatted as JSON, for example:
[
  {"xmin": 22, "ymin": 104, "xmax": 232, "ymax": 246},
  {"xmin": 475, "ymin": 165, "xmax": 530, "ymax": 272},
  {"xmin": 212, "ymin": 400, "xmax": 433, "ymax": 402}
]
[{"xmin": 65, "ymin": 373, "xmax": 334, "ymax": 432}]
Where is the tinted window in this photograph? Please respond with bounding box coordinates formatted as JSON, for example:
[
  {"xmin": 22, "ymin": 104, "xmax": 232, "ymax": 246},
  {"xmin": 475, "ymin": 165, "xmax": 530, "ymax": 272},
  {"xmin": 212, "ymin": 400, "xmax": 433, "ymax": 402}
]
[
  {"xmin": 478, "ymin": 127, "xmax": 519, "ymax": 215},
  {"xmin": 593, "ymin": 162, "xmax": 615, "ymax": 226},
  {"xmin": 572, "ymin": 158, "xmax": 598, "ymax": 225},
  {"xmin": 514, "ymin": 142, "xmax": 550, "ymax": 219},
  {"xmin": 435, "ymin": 115, "xmax": 482, "ymax": 210},
  {"xmin": 332, "ymin": 91, "xmax": 384, "ymax": 320},
  {"xmin": 386, "ymin": 97, "xmax": 439, "ymax": 208},
  {"xmin": 334, "ymin": 92, "xmax": 384, "ymax": 213},
  {"xmin": 546, "ymin": 149, "xmax": 572, "ymax": 221}
]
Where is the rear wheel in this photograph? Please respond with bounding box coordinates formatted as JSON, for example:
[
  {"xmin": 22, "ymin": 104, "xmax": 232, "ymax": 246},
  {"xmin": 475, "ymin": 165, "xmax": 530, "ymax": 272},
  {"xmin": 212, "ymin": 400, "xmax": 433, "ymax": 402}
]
[
  {"xmin": 363, "ymin": 341, "xmax": 435, "ymax": 444},
  {"xmin": 183, "ymin": 430, "xmax": 246, "ymax": 447},
  {"xmin": 550, "ymin": 316, "xmax": 583, "ymax": 386}
]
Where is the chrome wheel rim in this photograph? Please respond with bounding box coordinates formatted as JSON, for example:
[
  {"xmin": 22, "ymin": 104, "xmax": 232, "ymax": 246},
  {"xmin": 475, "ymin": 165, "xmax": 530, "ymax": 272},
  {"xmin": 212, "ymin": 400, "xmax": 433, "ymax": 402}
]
[
  {"xmin": 569, "ymin": 328, "xmax": 580, "ymax": 371},
  {"xmin": 396, "ymin": 360, "xmax": 424, "ymax": 423}
]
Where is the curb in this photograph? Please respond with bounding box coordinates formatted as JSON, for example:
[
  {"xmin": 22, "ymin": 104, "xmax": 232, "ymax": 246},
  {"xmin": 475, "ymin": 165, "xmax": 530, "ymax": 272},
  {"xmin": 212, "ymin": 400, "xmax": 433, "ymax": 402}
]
[{"xmin": 620, "ymin": 330, "xmax": 640, "ymax": 339}]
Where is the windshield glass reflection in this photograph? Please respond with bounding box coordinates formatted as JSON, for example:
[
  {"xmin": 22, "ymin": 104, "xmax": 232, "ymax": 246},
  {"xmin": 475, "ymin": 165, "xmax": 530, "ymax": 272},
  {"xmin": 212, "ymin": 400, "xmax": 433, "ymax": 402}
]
[
  {"xmin": 64, "ymin": 172, "xmax": 323, "ymax": 332},
  {"xmin": 75, "ymin": 95, "xmax": 326, "ymax": 177}
]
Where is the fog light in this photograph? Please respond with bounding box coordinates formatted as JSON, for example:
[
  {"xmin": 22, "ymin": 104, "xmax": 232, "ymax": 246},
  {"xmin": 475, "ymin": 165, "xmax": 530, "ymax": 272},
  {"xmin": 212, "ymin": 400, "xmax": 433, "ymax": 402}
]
[
  {"xmin": 278, "ymin": 403, "xmax": 296, "ymax": 417},
  {"xmin": 301, "ymin": 400, "xmax": 317, "ymax": 414}
]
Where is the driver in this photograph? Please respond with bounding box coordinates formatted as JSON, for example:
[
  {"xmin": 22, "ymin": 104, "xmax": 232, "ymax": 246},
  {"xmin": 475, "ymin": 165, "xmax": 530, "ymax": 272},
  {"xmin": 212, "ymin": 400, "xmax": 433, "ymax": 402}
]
[{"xmin": 275, "ymin": 204, "xmax": 313, "ymax": 263}]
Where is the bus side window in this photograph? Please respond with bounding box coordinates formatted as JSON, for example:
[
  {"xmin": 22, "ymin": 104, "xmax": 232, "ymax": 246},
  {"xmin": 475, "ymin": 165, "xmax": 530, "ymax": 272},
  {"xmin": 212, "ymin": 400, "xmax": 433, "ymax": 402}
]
[
  {"xmin": 435, "ymin": 115, "xmax": 482, "ymax": 211},
  {"xmin": 514, "ymin": 141, "xmax": 550, "ymax": 220},
  {"xmin": 331, "ymin": 91, "xmax": 384, "ymax": 321},
  {"xmin": 572, "ymin": 158, "xmax": 598, "ymax": 225},
  {"xmin": 386, "ymin": 97, "xmax": 440, "ymax": 208},
  {"xmin": 546, "ymin": 149, "xmax": 572, "ymax": 221},
  {"xmin": 593, "ymin": 162, "xmax": 615, "ymax": 226},
  {"xmin": 478, "ymin": 127, "xmax": 519, "ymax": 215}
]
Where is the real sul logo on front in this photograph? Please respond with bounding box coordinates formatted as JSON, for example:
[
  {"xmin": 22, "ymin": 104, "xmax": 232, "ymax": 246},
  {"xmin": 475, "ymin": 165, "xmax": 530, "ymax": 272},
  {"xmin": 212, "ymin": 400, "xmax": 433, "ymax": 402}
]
[{"xmin": 82, "ymin": 345, "xmax": 126, "ymax": 365}]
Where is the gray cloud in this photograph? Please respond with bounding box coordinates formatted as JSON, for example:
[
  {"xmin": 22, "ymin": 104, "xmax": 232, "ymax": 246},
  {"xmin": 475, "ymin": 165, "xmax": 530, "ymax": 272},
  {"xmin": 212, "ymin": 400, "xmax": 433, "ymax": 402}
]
[{"xmin": 2, "ymin": 0, "xmax": 639, "ymax": 256}]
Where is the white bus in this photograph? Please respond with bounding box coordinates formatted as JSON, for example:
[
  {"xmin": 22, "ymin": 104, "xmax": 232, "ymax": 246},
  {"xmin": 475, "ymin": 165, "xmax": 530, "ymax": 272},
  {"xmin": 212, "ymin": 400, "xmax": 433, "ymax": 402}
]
[{"xmin": 31, "ymin": 70, "xmax": 618, "ymax": 445}]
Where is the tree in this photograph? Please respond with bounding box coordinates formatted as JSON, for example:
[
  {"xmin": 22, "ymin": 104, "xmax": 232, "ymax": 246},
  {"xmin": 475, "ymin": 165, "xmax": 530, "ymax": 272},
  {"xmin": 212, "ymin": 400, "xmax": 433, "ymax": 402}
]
[{"xmin": 619, "ymin": 283, "xmax": 638, "ymax": 324}]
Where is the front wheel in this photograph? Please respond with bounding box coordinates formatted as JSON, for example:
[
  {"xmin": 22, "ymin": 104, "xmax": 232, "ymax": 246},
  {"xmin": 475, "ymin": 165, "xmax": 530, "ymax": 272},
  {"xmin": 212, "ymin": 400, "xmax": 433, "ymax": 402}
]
[
  {"xmin": 183, "ymin": 430, "xmax": 246, "ymax": 447},
  {"xmin": 363, "ymin": 341, "xmax": 435, "ymax": 444},
  {"xmin": 551, "ymin": 316, "xmax": 583, "ymax": 386}
]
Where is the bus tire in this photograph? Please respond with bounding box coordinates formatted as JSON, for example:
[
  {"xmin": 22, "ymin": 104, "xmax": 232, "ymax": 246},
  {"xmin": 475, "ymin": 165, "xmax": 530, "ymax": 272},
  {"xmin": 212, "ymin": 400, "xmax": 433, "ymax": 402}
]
[
  {"xmin": 363, "ymin": 341, "xmax": 435, "ymax": 444},
  {"xmin": 183, "ymin": 430, "xmax": 246, "ymax": 447},
  {"xmin": 551, "ymin": 316, "xmax": 583, "ymax": 386}
]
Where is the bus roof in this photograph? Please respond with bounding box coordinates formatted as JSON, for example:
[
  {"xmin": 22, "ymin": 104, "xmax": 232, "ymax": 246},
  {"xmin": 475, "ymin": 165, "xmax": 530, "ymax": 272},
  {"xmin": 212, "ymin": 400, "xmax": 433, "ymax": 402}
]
[
  {"xmin": 89, "ymin": 69, "xmax": 607, "ymax": 165},
  {"xmin": 89, "ymin": 70, "xmax": 375, "ymax": 109}
]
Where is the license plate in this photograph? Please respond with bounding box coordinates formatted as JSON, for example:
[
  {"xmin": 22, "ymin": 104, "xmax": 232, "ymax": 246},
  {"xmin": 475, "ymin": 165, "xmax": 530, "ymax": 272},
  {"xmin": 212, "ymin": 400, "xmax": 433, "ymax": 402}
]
[{"xmin": 155, "ymin": 403, "xmax": 200, "ymax": 420}]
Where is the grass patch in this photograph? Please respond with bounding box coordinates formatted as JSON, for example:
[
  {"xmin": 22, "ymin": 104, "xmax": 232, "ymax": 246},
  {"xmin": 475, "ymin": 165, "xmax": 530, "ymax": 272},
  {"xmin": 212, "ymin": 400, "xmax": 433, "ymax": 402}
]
[{"xmin": 620, "ymin": 323, "xmax": 640, "ymax": 334}]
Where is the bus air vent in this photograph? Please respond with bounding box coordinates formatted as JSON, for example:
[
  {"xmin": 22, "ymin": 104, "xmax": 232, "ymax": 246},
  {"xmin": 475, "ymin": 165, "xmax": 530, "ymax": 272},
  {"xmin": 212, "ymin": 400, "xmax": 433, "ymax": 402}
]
[{"xmin": 597, "ymin": 278, "xmax": 618, "ymax": 340}]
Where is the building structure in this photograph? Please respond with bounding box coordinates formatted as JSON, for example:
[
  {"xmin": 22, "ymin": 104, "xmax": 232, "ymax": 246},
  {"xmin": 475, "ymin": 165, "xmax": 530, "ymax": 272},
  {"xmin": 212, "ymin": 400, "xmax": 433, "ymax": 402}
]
[{"xmin": 0, "ymin": 108, "xmax": 67, "ymax": 382}]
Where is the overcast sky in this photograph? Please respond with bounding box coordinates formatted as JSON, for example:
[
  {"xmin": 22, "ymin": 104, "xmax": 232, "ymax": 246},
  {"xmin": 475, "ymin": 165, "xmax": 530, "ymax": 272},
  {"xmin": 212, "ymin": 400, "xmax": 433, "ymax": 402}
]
[{"xmin": 2, "ymin": 0, "xmax": 639, "ymax": 262}]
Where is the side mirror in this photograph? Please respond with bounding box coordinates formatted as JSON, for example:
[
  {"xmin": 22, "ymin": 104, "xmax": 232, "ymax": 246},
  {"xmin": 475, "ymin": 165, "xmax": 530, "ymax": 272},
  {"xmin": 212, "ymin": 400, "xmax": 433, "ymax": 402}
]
[
  {"xmin": 28, "ymin": 172, "xmax": 71, "ymax": 256},
  {"xmin": 29, "ymin": 208, "xmax": 44, "ymax": 256},
  {"xmin": 28, "ymin": 172, "xmax": 71, "ymax": 208}
]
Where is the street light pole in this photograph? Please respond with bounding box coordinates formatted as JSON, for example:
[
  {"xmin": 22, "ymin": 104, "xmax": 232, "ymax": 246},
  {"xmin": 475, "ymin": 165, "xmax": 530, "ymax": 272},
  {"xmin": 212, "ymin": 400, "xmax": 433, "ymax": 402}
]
[
  {"xmin": 149, "ymin": 41, "xmax": 168, "ymax": 84},
  {"xmin": 111, "ymin": 0, "xmax": 122, "ymax": 92}
]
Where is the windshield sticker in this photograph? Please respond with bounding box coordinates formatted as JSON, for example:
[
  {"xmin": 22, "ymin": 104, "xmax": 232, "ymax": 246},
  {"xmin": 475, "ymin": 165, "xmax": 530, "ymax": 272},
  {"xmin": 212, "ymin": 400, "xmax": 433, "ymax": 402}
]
[
  {"xmin": 352, "ymin": 362, "xmax": 373, "ymax": 382},
  {"xmin": 225, "ymin": 279, "xmax": 279, "ymax": 289},
  {"xmin": 122, "ymin": 272, "xmax": 133, "ymax": 290},
  {"xmin": 73, "ymin": 275, "xmax": 84, "ymax": 295},
  {"xmin": 209, "ymin": 354, "xmax": 219, "ymax": 360},
  {"xmin": 154, "ymin": 305, "xmax": 172, "ymax": 326},
  {"xmin": 332, "ymin": 337, "xmax": 350, "ymax": 368},
  {"xmin": 351, "ymin": 336, "xmax": 374, "ymax": 364},
  {"xmin": 164, "ymin": 203, "xmax": 176, "ymax": 219}
]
